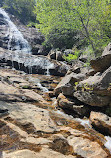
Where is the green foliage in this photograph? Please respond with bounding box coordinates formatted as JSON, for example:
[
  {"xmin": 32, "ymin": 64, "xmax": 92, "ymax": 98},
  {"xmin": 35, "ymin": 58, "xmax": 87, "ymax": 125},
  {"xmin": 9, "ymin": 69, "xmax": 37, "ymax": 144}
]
[
  {"xmin": 63, "ymin": 54, "xmax": 78, "ymax": 62},
  {"xmin": 63, "ymin": 49, "xmax": 80, "ymax": 62},
  {"xmin": 83, "ymin": 62, "xmax": 90, "ymax": 67},
  {"xmin": 34, "ymin": 0, "xmax": 111, "ymax": 54},
  {"xmin": 1, "ymin": 0, "xmax": 111, "ymax": 54},
  {"xmin": 27, "ymin": 22, "xmax": 36, "ymax": 28},
  {"xmin": 34, "ymin": 0, "xmax": 81, "ymax": 49}
]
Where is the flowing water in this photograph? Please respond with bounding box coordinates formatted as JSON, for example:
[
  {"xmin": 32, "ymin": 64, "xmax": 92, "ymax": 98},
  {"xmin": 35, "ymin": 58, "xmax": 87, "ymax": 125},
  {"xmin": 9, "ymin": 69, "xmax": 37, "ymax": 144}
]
[
  {"xmin": 0, "ymin": 8, "xmax": 31, "ymax": 54},
  {"xmin": 0, "ymin": 8, "xmax": 55, "ymax": 75}
]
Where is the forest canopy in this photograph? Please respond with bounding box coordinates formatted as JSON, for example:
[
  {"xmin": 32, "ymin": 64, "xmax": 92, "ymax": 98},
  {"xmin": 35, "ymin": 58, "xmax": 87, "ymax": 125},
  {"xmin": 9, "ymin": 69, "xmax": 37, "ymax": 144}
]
[{"xmin": 34, "ymin": 0, "xmax": 111, "ymax": 54}]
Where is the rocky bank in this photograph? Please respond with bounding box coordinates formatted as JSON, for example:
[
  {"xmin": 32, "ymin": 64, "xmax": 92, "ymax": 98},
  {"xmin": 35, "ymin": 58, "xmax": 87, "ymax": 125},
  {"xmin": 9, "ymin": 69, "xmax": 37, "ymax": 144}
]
[{"xmin": 0, "ymin": 67, "xmax": 110, "ymax": 158}]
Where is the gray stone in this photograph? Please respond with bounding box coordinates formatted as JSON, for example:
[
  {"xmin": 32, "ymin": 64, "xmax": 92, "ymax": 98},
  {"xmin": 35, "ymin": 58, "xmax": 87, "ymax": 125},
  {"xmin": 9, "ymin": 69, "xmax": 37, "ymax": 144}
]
[
  {"xmin": 90, "ymin": 111, "xmax": 111, "ymax": 136},
  {"xmin": 55, "ymin": 72, "xmax": 86, "ymax": 96}
]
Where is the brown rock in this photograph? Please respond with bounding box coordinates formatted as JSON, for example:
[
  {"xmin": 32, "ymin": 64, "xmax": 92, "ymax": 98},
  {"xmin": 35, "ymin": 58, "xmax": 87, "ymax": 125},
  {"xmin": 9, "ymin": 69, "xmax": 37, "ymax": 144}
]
[
  {"xmin": 49, "ymin": 137, "xmax": 74, "ymax": 155},
  {"xmin": 90, "ymin": 43, "xmax": 111, "ymax": 72},
  {"xmin": 67, "ymin": 136, "xmax": 108, "ymax": 158},
  {"xmin": 57, "ymin": 93, "xmax": 74, "ymax": 109},
  {"xmin": 90, "ymin": 111, "xmax": 111, "ymax": 136},
  {"xmin": 57, "ymin": 93, "xmax": 89, "ymax": 116},
  {"xmin": 90, "ymin": 54, "xmax": 111, "ymax": 72},
  {"xmin": 74, "ymin": 91, "xmax": 110, "ymax": 107},
  {"xmin": 0, "ymin": 101, "xmax": 57, "ymax": 133},
  {"xmin": 55, "ymin": 72, "xmax": 85, "ymax": 96},
  {"xmin": 4, "ymin": 148, "xmax": 76, "ymax": 158}
]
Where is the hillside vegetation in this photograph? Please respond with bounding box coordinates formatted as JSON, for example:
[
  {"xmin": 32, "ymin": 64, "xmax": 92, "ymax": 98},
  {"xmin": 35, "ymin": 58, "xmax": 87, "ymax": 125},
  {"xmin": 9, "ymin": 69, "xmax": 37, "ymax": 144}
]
[{"xmin": 1, "ymin": 0, "xmax": 111, "ymax": 56}]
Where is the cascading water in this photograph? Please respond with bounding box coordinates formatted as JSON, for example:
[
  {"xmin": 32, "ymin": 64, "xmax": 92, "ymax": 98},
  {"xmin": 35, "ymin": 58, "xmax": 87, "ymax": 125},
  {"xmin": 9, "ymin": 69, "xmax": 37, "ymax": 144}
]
[
  {"xmin": 0, "ymin": 8, "xmax": 55, "ymax": 75},
  {"xmin": 0, "ymin": 7, "xmax": 32, "ymax": 72},
  {"xmin": 0, "ymin": 8, "xmax": 31, "ymax": 54}
]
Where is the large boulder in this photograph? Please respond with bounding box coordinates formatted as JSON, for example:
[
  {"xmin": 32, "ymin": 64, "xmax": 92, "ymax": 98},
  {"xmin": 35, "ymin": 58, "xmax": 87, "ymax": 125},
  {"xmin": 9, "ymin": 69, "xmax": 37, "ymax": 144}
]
[
  {"xmin": 90, "ymin": 111, "xmax": 111, "ymax": 136},
  {"xmin": 67, "ymin": 136, "xmax": 108, "ymax": 158},
  {"xmin": 57, "ymin": 93, "xmax": 90, "ymax": 116},
  {"xmin": 54, "ymin": 72, "xmax": 85, "ymax": 96},
  {"xmin": 74, "ymin": 66, "xmax": 111, "ymax": 106},
  {"xmin": 74, "ymin": 91, "xmax": 110, "ymax": 107},
  {"xmin": 48, "ymin": 49, "xmax": 64, "ymax": 61},
  {"xmin": 90, "ymin": 43, "xmax": 111, "ymax": 72},
  {"xmin": 90, "ymin": 54, "xmax": 111, "ymax": 72}
]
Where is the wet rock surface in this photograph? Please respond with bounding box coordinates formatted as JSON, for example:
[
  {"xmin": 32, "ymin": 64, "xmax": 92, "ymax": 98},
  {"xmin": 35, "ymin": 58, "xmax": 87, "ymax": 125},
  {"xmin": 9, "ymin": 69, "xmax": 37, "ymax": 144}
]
[
  {"xmin": 0, "ymin": 68, "xmax": 110, "ymax": 157},
  {"xmin": 0, "ymin": 11, "xmax": 45, "ymax": 55},
  {"xmin": 0, "ymin": 48, "xmax": 69, "ymax": 76}
]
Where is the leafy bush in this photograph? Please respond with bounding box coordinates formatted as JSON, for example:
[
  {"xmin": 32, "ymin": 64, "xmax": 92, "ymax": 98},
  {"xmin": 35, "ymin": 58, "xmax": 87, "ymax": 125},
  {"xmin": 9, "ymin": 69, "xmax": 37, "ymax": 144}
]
[{"xmin": 63, "ymin": 50, "xmax": 80, "ymax": 63}]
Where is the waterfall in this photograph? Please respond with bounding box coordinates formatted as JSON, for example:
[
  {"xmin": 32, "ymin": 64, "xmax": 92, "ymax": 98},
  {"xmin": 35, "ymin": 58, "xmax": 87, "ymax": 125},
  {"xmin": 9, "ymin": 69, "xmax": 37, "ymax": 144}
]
[
  {"xmin": 0, "ymin": 8, "xmax": 55, "ymax": 75},
  {"xmin": 0, "ymin": 8, "xmax": 31, "ymax": 54}
]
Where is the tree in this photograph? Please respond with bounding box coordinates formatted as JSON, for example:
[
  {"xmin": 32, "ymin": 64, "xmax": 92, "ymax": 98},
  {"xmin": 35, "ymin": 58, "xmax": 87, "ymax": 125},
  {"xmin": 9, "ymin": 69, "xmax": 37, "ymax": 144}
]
[
  {"xmin": 34, "ymin": 0, "xmax": 111, "ymax": 54},
  {"xmin": 34, "ymin": 0, "xmax": 81, "ymax": 49}
]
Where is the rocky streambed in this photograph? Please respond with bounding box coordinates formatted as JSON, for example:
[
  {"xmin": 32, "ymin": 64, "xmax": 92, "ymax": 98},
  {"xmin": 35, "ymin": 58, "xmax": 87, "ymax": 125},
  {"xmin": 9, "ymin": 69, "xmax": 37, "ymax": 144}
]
[{"xmin": 0, "ymin": 66, "xmax": 111, "ymax": 158}]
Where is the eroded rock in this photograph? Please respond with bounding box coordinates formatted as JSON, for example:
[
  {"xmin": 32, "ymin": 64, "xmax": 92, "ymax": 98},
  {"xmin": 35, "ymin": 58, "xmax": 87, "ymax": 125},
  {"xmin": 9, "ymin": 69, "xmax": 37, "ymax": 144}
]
[
  {"xmin": 57, "ymin": 93, "xmax": 89, "ymax": 116},
  {"xmin": 90, "ymin": 111, "xmax": 111, "ymax": 136},
  {"xmin": 0, "ymin": 102, "xmax": 57, "ymax": 133},
  {"xmin": 90, "ymin": 43, "xmax": 111, "ymax": 72},
  {"xmin": 55, "ymin": 72, "xmax": 85, "ymax": 96},
  {"xmin": 3, "ymin": 148, "xmax": 76, "ymax": 158},
  {"xmin": 0, "ymin": 48, "xmax": 69, "ymax": 76},
  {"xmin": 67, "ymin": 136, "xmax": 108, "ymax": 158}
]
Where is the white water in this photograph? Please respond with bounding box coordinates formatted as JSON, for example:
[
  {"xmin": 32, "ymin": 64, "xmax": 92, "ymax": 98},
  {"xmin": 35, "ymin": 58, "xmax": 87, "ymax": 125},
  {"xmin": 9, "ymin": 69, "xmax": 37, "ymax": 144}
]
[
  {"xmin": 28, "ymin": 77, "xmax": 48, "ymax": 92},
  {"xmin": 37, "ymin": 82, "xmax": 48, "ymax": 92},
  {"xmin": 104, "ymin": 136, "xmax": 111, "ymax": 153},
  {"xmin": 0, "ymin": 8, "xmax": 31, "ymax": 54},
  {"xmin": 45, "ymin": 63, "xmax": 54, "ymax": 76},
  {"xmin": 75, "ymin": 118, "xmax": 91, "ymax": 127},
  {"xmin": 0, "ymin": 8, "xmax": 55, "ymax": 75}
]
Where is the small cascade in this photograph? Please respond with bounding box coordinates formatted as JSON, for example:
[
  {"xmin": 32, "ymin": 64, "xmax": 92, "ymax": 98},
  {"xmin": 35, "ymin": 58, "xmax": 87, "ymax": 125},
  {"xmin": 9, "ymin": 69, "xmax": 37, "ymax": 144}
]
[
  {"xmin": 46, "ymin": 63, "xmax": 55, "ymax": 76},
  {"xmin": 0, "ymin": 8, "xmax": 31, "ymax": 54}
]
